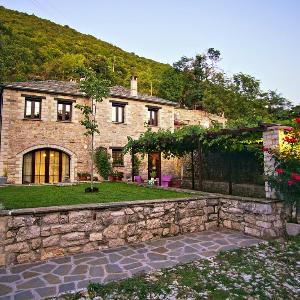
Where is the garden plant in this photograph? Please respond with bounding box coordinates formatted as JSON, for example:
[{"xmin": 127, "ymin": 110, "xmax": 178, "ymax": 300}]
[{"xmin": 267, "ymin": 118, "xmax": 300, "ymax": 223}]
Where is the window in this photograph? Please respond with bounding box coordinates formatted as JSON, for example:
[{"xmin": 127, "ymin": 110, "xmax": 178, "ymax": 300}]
[
  {"xmin": 57, "ymin": 101, "xmax": 72, "ymax": 121},
  {"xmin": 24, "ymin": 97, "xmax": 41, "ymax": 119},
  {"xmin": 111, "ymin": 148, "xmax": 124, "ymax": 166},
  {"xmin": 147, "ymin": 107, "xmax": 159, "ymax": 126},
  {"xmin": 112, "ymin": 102, "xmax": 126, "ymax": 123}
]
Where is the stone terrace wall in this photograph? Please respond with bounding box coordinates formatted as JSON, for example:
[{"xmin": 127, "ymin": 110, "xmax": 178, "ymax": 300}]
[
  {"xmin": 219, "ymin": 196, "xmax": 285, "ymax": 238},
  {"xmin": 0, "ymin": 196, "xmax": 285, "ymax": 267}
]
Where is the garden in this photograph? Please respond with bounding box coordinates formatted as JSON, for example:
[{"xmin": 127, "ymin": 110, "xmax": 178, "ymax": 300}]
[{"xmin": 0, "ymin": 182, "xmax": 190, "ymax": 210}]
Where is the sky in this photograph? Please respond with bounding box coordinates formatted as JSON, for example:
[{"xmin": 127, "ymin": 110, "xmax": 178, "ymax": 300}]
[{"xmin": 0, "ymin": 0, "xmax": 299, "ymax": 105}]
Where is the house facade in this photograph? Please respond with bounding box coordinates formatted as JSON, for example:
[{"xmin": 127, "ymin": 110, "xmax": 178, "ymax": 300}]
[{"xmin": 0, "ymin": 77, "xmax": 226, "ymax": 184}]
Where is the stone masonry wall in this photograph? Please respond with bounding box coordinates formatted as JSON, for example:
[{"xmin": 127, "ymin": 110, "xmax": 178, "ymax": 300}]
[
  {"xmin": 0, "ymin": 89, "xmax": 90, "ymax": 183},
  {"xmin": 174, "ymin": 108, "xmax": 226, "ymax": 128},
  {"xmin": 219, "ymin": 195, "xmax": 285, "ymax": 238},
  {"xmin": 0, "ymin": 195, "xmax": 285, "ymax": 267}
]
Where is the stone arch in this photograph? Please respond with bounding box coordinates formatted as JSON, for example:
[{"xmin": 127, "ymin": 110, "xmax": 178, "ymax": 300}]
[{"xmin": 16, "ymin": 144, "xmax": 77, "ymax": 184}]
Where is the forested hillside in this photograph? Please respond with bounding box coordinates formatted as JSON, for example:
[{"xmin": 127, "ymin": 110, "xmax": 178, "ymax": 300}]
[
  {"xmin": 0, "ymin": 6, "xmax": 170, "ymax": 94},
  {"xmin": 0, "ymin": 6, "xmax": 298, "ymax": 124}
]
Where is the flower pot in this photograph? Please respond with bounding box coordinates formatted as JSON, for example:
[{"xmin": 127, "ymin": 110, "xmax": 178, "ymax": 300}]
[
  {"xmin": 0, "ymin": 177, "xmax": 7, "ymax": 185},
  {"xmin": 109, "ymin": 176, "xmax": 116, "ymax": 182}
]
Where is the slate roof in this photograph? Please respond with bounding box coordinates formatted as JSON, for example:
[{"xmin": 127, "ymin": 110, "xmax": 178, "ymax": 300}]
[{"xmin": 1, "ymin": 80, "xmax": 178, "ymax": 106}]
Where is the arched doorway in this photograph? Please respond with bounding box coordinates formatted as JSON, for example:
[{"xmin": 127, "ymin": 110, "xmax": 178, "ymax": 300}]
[{"xmin": 22, "ymin": 148, "xmax": 70, "ymax": 184}]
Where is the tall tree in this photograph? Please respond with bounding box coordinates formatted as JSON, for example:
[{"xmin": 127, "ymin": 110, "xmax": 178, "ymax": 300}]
[{"xmin": 75, "ymin": 68, "xmax": 110, "ymax": 192}]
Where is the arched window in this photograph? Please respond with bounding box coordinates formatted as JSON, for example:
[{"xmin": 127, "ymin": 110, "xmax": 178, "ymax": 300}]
[{"xmin": 23, "ymin": 149, "xmax": 70, "ymax": 184}]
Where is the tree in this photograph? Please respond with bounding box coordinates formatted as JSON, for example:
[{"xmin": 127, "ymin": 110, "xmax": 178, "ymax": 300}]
[{"xmin": 75, "ymin": 68, "xmax": 110, "ymax": 192}]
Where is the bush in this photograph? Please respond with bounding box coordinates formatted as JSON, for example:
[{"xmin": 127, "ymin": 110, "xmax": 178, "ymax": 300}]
[
  {"xmin": 133, "ymin": 154, "xmax": 141, "ymax": 176},
  {"xmin": 94, "ymin": 147, "xmax": 112, "ymax": 180}
]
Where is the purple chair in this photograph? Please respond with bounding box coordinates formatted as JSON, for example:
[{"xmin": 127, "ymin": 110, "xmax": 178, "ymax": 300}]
[
  {"xmin": 161, "ymin": 175, "xmax": 172, "ymax": 187},
  {"xmin": 134, "ymin": 176, "xmax": 143, "ymax": 183}
]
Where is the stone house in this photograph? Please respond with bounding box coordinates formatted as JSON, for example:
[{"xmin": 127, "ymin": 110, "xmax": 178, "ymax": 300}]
[{"xmin": 0, "ymin": 77, "xmax": 226, "ymax": 184}]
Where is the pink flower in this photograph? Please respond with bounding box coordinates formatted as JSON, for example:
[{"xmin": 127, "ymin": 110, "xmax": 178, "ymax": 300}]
[
  {"xmin": 288, "ymin": 180, "xmax": 294, "ymax": 186},
  {"xmin": 295, "ymin": 117, "xmax": 300, "ymax": 123},
  {"xmin": 276, "ymin": 169, "xmax": 284, "ymax": 174},
  {"xmin": 291, "ymin": 173, "xmax": 300, "ymax": 181},
  {"xmin": 262, "ymin": 146, "xmax": 269, "ymax": 152}
]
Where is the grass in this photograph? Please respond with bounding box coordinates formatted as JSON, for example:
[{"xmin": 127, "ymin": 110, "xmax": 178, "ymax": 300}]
[
  {"xmin": 52, "ymin": 237, "xmax": 300, "ymax": 300},
  {"xmin": 0, "ymin": 182, "xmax": 191, "ymax": 210}
]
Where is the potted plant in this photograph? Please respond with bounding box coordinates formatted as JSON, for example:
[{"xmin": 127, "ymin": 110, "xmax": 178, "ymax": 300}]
[
  {"xmin": 109, "ymin": 170, "xmax": 118, "ymax": 182},
  {"xmin": 171, "ymin": 178, "xmax": 182, "ymax": 188},
  {"xmin": 148, "ymin": 170, "xmax": 157, "ymax": 185},
  {"xmin": 117, "ymin": 171, "xmax": 124, "ymax": 181}
]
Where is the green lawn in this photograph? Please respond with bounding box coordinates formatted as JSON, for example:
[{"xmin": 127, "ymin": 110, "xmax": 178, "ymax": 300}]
[{"xmin": 0, "ymin": 182, "xmax": 190, "ymax": 210}]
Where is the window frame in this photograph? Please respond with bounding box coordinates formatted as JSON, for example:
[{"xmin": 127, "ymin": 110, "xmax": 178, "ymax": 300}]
[
  {"xmin": 147, "ymin": 106, "xmax": 160, "ymax": 126},
  {"xmin": 111, "ymin": 147, "xmax": 124, "ymax": 167},
  {"xmin": 24, "ymin": 97, "xmax": 42, "ymax": 120},
  {"xmin": 110, "ymin": 101, "xmax": 128, "ymax": 124},
  {"xmin": 57, "ymin": 100, "xmax": 72, "ymax": 122}
]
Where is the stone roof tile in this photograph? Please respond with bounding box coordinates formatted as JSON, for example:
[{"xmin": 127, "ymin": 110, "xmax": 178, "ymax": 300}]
[{"xmin": 2, "ymin": 80, "xmax": 178, "ymax": 106}]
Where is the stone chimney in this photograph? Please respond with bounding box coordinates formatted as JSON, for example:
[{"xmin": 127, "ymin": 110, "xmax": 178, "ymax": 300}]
[{"xmin": 130, "ymin": 76, "xmax": 138, "ymax": 97}]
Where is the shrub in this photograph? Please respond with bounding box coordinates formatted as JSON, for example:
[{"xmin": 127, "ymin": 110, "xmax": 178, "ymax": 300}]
[
  {"xmin": 94, "ymin": 147, "xmax": 112, "ymax": 180},
  {"xmin": 267, "ymin": 118, "xmax": 300, "ymax": 222}
]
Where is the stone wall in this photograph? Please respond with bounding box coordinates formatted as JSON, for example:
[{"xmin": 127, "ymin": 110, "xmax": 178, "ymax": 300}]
[
  {"xmin": 174, "ymin": 108, "xmax": 226, "ymax": 128},
  {"xmin": 218, "ymin": 195, "xmax": 285, "ymax": 238},
  {"xmin": 0, "ymin": 89, "xmax": 90, "ymax": 183},
  {"xmin": 0, "ymin": 195, "xmax": 285, "ymax": 267}
]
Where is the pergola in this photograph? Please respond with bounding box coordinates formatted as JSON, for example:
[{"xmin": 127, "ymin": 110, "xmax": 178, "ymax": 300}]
[{"xmin": 128, "ymin": 123, "xmax": 278, "ymax": 191}]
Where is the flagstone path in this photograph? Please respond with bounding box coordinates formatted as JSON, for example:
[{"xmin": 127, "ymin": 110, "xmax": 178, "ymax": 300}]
[{"xmin": 0, "ymin": 229, "xmax": 262, "ymax": 300}]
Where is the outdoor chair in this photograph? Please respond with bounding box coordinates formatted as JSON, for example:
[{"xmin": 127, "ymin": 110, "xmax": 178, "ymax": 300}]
[{"xmin": 161, "ymin": 175, "xmax": 172, "ymax": 187}]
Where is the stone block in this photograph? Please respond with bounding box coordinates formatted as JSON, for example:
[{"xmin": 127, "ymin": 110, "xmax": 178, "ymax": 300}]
[
  {"xmin": 89, "ymin": 232, "xmax": 103, "ymax": 241},
  {"xmin": 146, "ymin": 218, "xmax": 162, "ymax": 229},
  {"xmin": 16, "ymin": 226, "xmax": 40, "ymax": 242},
  {"xmin": 31, "ymin": 238, "xmax": 42, "ymax": 250},
  {"xmin": 63, "ymin": 232, "xmax": 85, "ymax": 241},
  {"xmin": 43, "ymin": 213, "xmax": 59, "ymax": 224},
  {"xmin": 262, "ymin": 228, "xmax": 277, "ymax": 238},
  {"xmin": 152, "ymin": 206, "xmax": 165, "ymax": 213},
  {"xmin": 111, "ymin": 211, "xmax": 125, "ymax": 217},
  {"xmin": 205, "ymin": 221, "xmax": 218, "ymax": 230},
  {"xmin": 108, "ymin": 238, "xmax": 125, "ymax": 247},
  {"xmin": 245, "ymin": 226, "xmax": 261, "ymax": 237},
  {"xmin": 0, "ymin": 254, "xmax": 6, "ymax": 266},
  {"xmin": 203, "ymin": 206, "xmax": 215, "ymax": 215},
  {"xmin": 125, "ymin": 208, "xmax": 134, "ymax": 215},
  {"xmin": 8, "ymin": 216, "xmax": 35, "ymax": 228},
  {"xmin": 5, "ymin": 242, "xmax": 30, "ymax": 253},
  {"xmin": 43, "ymin": 235, "xmax": 60, "ymax": 247},
  {"xmin": 256, "ymin": 221, "xmax": 271, "ymax": 229},
  {"xmin": 103, "ymin": 225, "xmax": 125, "ymax": 239},
  {"xmin": 69, "ymin": 210, "xmax": 92, "ymax": 223},
  {"xmin": 223, "ymin": 220, "xmax": 232, "ymax": 228},
  {"xmin": 41, "ymin": 247, "xmax": 65, "ymax": 260}
]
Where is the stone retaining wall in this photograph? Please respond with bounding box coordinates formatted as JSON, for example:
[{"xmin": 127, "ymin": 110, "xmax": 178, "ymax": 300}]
[
  {"xmin": 0, "ymin": 195, "xmax": 285, "ymax": 267},
  {"xmin": 218, "ymin": 196, "xmax": 285, "ymax": 238}
]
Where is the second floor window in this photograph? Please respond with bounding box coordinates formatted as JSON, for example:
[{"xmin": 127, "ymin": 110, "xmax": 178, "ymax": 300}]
[
  {"xmin": 112, "ymin": 103, "xmax": 125, "ymax": 123},
  {"xmin": 24, "ymin": 97, "xmax": 41, "ymax": 119},
  {"xmin": 57, "ymin": 101, "xmax": 72, "ymax": 121},
  {"xmin": 148, "ymin": 108, "xmax": 159, "ymax": 126}
]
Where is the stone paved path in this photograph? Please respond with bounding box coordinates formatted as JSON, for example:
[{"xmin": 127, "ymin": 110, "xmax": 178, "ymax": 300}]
[{"xmin": 0, "ymin": 229, "xmax": 262, "ymax": 299}]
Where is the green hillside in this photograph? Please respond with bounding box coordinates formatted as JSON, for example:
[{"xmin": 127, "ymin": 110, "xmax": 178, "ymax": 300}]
[{"xmin": 0, "ymin": 6, "xmax": 171, "ymax": 94}]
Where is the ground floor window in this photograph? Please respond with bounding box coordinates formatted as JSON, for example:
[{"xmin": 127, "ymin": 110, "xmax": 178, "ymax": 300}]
[
  {"xmin": 111, "ymin": 148, "xmax": 124, "ymax": 166},
  {"xmin": 23, "ymin": 148, "xmax": 70, "ymax": 184}
]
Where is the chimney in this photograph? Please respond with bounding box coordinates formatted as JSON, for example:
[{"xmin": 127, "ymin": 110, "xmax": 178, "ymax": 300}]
[{"xmin": 130, "ymin": 76, "xmax": 138, "ymax": 97}]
